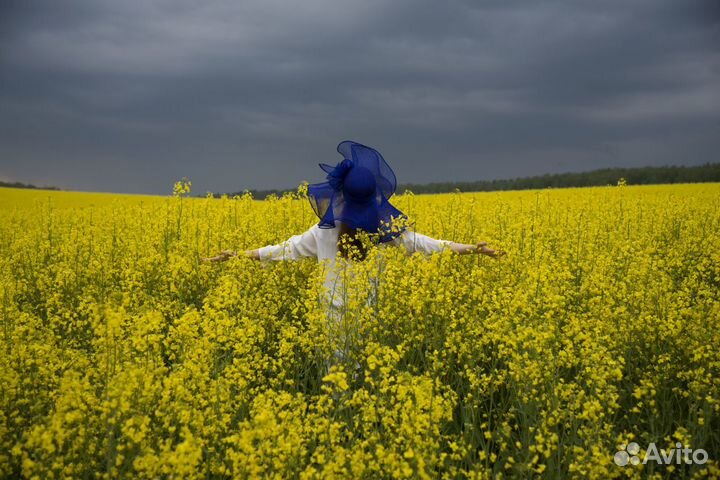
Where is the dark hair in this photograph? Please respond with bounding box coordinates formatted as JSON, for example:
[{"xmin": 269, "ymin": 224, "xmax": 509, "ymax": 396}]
[{"xmin": 337, "ymin": 222, "xmax": 368, "ymax": 261}]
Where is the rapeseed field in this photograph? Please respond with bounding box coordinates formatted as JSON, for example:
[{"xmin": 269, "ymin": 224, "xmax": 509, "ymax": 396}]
[{"xmin": 0, "ymin": 183, "xmax": 718, "ymax": 478}]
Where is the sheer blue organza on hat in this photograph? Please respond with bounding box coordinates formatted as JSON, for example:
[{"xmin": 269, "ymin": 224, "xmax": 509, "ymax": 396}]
[{"xmin": 307, "ymin": 140, "xmax": 408, "ymax": 243}]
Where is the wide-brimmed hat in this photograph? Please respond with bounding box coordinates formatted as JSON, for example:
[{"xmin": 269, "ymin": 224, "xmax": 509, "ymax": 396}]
[{"xmin": 307, "ymin": 140, "xmax": 407, "ymax": 242}]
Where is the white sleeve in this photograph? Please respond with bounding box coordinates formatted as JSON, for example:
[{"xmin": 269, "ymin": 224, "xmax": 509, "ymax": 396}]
[
  {"xmin": 394, "ymin": 230, "xmax": 453, "ymax": 255},
  {"xmin": 258, "ymin": 226, "xmax": 318, "ymax": 261}
]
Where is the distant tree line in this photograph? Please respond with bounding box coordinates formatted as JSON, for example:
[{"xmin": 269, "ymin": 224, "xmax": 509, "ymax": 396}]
[
  {"xmin": 4, "ymin": 163, "xmax": 719, "ymax": 198},
  {"xmin": 220, "ymin": 162, "xmax": 720, "ymax": 199},
  {"xmin": 0, "ymin": 180, "xmax": 60, "ymax": 191}
]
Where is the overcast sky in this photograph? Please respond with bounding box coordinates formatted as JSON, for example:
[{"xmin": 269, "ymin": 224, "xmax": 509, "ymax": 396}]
[{"xmin": 1, "ymin": 0, "xmax": 718, "ymax": 194}]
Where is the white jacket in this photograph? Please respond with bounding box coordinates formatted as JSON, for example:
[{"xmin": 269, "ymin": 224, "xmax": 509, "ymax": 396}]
[{"xmin": 258, "ymin": 222, "xmax": 452, "ymax": 310}]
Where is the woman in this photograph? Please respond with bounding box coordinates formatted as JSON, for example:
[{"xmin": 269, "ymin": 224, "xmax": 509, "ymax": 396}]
[{"xmin": 203, "ymin": 140, "xmax": 504, "ymax": 365}]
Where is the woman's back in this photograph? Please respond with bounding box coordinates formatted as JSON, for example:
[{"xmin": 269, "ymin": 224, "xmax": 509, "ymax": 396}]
[{"xmin": 257, "ymin": 220, "xmax": 455, "ymax": 310}]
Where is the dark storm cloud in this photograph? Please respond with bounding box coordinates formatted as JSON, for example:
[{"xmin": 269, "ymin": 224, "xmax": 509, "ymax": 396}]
[{"xmin": 0, "ymin": 0, "xmax": 718, "ymax": 194}]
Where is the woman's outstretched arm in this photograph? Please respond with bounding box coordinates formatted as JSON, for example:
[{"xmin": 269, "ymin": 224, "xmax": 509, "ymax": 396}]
[
  {"xmin": 202, "ymin": 226, "xmax": 318, "ymax": 263},
  {"xmin": 394, "ymin": 230, "xmax": 505, "ymax": 258}
]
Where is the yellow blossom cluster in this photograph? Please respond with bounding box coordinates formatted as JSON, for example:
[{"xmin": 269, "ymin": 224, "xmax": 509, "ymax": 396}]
[{"xmin": 0, "ymin": 183, "xmax": 718, "ymax": 479}]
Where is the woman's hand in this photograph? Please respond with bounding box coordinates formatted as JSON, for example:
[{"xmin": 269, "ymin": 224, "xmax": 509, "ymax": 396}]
[
  {"xmin": 201, "ymin": 249, "xmax": 261, "ymax": 263},
  {"xmin": 450, "ymin": 241, "xmax": 505, "ymax": 258},
  {"xmin": 475, "ymin": 242, "xmax": 506, "ymax": 258},
  {"xmin": 201, "ymin": 249, "xmax": 238, "ymax": 263}
]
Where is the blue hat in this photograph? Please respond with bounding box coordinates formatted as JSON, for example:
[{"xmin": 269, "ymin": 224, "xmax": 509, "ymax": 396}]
[{"xmin": 308, "ymin": 140, "xmax": 408, "ymax": 242}]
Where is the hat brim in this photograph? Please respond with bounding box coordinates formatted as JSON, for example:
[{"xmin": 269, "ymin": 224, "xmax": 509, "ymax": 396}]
[{"xmin": 308, "ymin": 182, "xmax": 406, "ymax": 242}]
